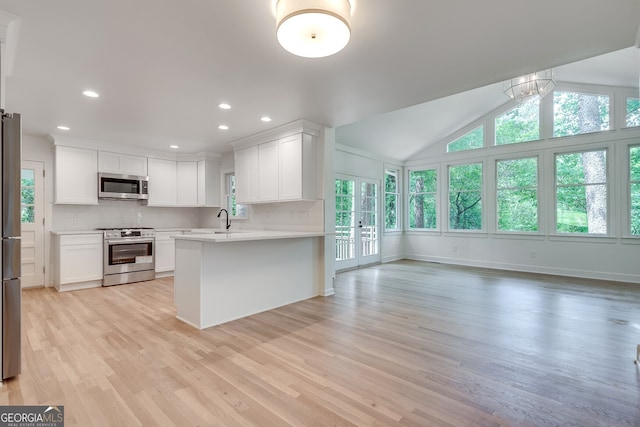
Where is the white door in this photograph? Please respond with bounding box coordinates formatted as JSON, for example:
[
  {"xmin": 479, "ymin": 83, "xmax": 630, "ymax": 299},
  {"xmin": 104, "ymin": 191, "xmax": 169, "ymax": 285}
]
[
  {"xmin": 335, "ymin": 176, "xmax": 380, "ymax": 270},
  {"xmin": 21, "ymin": 161, "xmax": 45, "ymax": 288}
]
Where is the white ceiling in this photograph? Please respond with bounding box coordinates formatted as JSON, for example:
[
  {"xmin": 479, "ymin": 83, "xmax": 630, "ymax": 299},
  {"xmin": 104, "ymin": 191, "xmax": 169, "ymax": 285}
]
[{"xmin": 0, "ymin": 0, "xmax": 638, "ymax": 161}]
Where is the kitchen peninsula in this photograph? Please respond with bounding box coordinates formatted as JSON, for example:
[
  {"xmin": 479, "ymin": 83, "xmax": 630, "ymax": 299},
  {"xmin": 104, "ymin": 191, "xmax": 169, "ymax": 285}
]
[{"xmin": 173, "ymin": 230, "xmax": 326, "ymax": 329}]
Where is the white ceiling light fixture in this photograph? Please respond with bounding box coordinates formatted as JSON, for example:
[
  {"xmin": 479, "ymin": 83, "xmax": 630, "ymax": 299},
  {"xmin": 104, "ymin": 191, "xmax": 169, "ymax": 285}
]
[
  {"xmin": 82, "ymin": 89, "xmax": 100, "ymax": 98},
  {"xmin": 261, "ymin": 116, "xmax": 272, "ymax": 122},
  {"xmin": 218, "ymin": 103, "xmax": 231, "ymax": 110},
  {"xmin": 276, "ymin": 0, "xmax": 351, "ymax": 58},
  {"xmin": 503, "ymin": 69, "xmax": 555, "ymax": 102},
  {"xmin": 56, "ymin": 125, "xmax": 70, "ymax": 131},
  {"xmin": 218, "ymin": 125, "xmax": 229, "ymax": 130}
]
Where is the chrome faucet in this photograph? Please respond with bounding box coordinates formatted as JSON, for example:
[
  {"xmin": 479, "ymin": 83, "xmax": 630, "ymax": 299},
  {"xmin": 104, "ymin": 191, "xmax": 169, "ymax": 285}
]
[{"xmin": 217, "ymin": 208, "xmax": 231, "ymax": 230}]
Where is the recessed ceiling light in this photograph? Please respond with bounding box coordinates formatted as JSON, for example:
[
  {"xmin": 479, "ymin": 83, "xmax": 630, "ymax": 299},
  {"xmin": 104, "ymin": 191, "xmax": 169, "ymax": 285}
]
[
  {"xmin": 218, "ymin": 125, "xmax": 229, "ymax": 130},
  {"xmin": 261, "ymin": 116, "xmax": 272, "ymax": 122},
  {"xmin": 82, "ymin": 90, "xmax": 100, "ymax": 98},
  {"xmin": 56, "ymin": 125, "xmax": 70, "ymax": 131},
  {"xmin": 218, "ymin": 103, "xmax": 231, "ymax": 110},
  {"xmin": 169, "ymin": 145, "xmax": 179, "ymax": 149}
]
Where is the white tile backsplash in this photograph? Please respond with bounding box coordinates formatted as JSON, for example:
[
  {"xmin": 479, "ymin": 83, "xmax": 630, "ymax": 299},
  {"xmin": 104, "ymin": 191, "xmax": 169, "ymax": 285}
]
[
  {"xmin": 52, "ymin": 201, "xmax": 200, "ymax": 231},
  {"xmin": 199, "ymin": 200, "xmax": 324, "ymax": 232}
]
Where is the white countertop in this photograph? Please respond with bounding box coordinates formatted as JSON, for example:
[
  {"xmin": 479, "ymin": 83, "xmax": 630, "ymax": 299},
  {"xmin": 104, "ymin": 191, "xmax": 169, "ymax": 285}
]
[{"xmin": 174, "ymin": 230, "xmax": 325, "ymax": 243}]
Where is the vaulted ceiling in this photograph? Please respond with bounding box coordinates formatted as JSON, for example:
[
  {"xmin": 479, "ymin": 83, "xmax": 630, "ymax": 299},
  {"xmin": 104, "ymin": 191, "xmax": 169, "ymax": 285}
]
[{"xmin": 0, "ymin": 0, "xmax": 638, "ymax": 160}]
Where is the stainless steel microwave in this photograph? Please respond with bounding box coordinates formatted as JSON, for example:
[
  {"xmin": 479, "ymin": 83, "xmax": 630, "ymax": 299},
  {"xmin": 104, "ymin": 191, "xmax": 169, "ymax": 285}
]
[{"xmin": 98, "ymin": 173, "xmax": 149, "ymax": 200}]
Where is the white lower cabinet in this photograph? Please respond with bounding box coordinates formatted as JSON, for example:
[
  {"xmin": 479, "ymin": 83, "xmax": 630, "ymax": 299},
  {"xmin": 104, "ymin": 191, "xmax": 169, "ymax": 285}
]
[
  {"xmin": 54, "ymin": 233, "xmax": 103, "ymax": 291},
  {"xmin": 155, "ymin": 231, "xmax": 183, "ymax": 274}
]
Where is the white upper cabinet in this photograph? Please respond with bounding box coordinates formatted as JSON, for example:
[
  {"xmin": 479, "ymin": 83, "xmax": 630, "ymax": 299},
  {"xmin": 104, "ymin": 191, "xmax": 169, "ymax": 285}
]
[
  {"xmin": 197, "ymin": 158, "xmax": 221, "ymax": 207},
  {"xmin": 279, "ymin": 133, "xmax": 315, "ymax": 201},
  {"xmin": 258, "ymin": 140, "xmax": 279, "ymax": 201},
  {"xmin": 233, "ymin": 131, "xmax": 317, "ymax": 204},
  {"xmin": 54, "ymin": 146, "xmax": 99, "ymax": 205},
  {"xmin": 147, "ymin": 158, "xmax": 177, "ymax": 206},
  {"xmin": 98, "ymin": 152, "xmax": 147, "ymax": 176},
  {"xmin": 177, "ymin": 161, "xmax": 198, "ymax": 206},
  {"xmin": 235, "ymin": 146, "xmax": 259, "ymax": 204}
]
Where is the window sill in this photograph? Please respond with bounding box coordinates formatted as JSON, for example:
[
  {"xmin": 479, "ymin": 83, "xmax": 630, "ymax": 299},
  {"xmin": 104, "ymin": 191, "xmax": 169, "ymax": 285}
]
[
  {"xmin": 405, "ymin": 229, "xmax": 441, "ymax": 236},
  {"xmin": 443, "ymin": 231, "xmax": 488, "ymax": 238},
  {"xmin": 621, "ymin": 237, "xmax": 640, "ymax": 245},
  {"xmin": 548, "ymin": 234, "xmax": 616, "ymax": 244},
  {"xmin": 490, "ymin": 232, "xmax": 545, "ymax": 240}
]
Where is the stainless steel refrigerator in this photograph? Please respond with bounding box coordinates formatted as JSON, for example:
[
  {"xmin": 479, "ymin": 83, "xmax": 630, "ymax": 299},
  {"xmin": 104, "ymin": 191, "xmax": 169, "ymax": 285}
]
[{"xmin": 1, "ymin": 111, "xmax": 21, "ymax": 379}]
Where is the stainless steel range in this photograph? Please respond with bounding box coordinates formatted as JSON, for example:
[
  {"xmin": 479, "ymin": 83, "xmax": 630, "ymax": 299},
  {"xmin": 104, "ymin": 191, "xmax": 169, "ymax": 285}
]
[{"xmin": 99, "ymin": 227, "xmax": 155, "ymax": 286}]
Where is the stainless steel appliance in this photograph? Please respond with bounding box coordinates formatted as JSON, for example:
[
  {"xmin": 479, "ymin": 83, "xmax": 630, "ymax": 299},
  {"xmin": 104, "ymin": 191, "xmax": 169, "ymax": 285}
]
[
  {"xmin": 98, "ymin": 173, "xmax": 149, "ymax": 201},
  {"xmin": 100, "ymin": 228, "xmax": 155, "ymax": 286},
  {"xmin": 2, "ymin": 111, "xmax": 21, "ymax": 379}
]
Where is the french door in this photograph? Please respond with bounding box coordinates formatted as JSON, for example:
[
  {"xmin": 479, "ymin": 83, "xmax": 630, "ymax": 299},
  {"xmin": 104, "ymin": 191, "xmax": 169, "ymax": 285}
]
[
  {"xmin": 335, "ymin": 176, "xmax": 380, "ymax": 270},
  {"xmin": 21, "ymin": 161, "xmax": 45, "ymax": 288}
]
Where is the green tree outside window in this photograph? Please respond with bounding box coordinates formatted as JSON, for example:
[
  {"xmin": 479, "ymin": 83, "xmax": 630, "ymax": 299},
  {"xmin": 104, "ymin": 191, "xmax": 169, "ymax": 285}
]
[
  {"xmin": 449, "ymin": 163, "xmax": 482, "ymax": 230},
  {"xmin": 447, "ymin": 126, "xmax": 483, "ymax": 153},
  {"xmin": 496, "ymin": 158, "xmax": 538, "ymax": 232},
  {"xmin": 408, "ymin": 169, "xmax": 437, "ymax": 229}
]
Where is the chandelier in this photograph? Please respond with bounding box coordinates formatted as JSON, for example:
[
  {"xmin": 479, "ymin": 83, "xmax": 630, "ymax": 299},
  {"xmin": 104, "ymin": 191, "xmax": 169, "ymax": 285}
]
[
  {"xmin": 276, "ymin": 0, "xmax": 352, "ymax": 58},
  {"xmin": 503, "ymin": 69, "xmax": 556, "ymax": 101}
]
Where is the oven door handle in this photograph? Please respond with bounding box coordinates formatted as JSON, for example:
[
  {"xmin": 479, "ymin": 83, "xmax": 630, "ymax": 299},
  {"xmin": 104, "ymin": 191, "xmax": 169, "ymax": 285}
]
[{"xmin": 106, "ymin": 238, "xmax": 155, "ymax": 245}]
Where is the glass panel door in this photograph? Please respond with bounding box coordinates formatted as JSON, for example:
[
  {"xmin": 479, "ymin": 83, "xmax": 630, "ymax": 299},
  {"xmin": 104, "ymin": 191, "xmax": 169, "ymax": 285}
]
[
  {"xmin": 360, "ymin": 180, "xmax": 379, "ymax": 264},
  {"xmin": 335, "ymin": 176, "xmax": 380, "ymax": 270},
  {"xmin": 335, "ymin": 178, "xmax": 357, "ymax": 270}
]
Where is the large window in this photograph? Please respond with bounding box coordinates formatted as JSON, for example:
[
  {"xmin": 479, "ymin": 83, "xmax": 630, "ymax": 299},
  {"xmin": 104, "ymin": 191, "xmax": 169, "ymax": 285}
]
[
  {"xmin": 384, "ymin": 169, "xmax": 400, "ymax": 231},
  {"xmin": 627, "ymin": 98, "xmax": 640, "ymax": 128},
  {"xmin": 553, "ymin": 91, "xmax": 609, "ymax": 137},
  {"xmin": 630, "ymin": 145, "xmax": 640, "ymax": 235},
  {"xmin": 225, "ymin": 173, "xmax": 247, "ymax": 218},
  {"xmin": 408, "ymin": 169, "xmax": 437, "ymax": 229},
  {"xmin": 556, "ymin": 149, "xmax": 607, "ymax": 234},
  {"xmin": 447, "ymin": 126, "xmax": 483, "ymax": 153},
  {"xmin": 496, "ymin": 157, "xmax": 538, "ymax": 232},
  {"xmin": 449, "ymin": 163, "xmax": 482, "ymax": 230},
  {"xmin": 495, "ymin": 99, "xmax": 540, "ymax": 145}
]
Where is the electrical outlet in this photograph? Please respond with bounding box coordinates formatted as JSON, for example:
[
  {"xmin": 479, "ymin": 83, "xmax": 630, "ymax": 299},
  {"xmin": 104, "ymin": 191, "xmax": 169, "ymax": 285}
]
[
  {"xmin": 452, "ymin": 245, "xmax": 457, "ymax": 253},
  {"xmin": 530, "ymin": 250, "xmax": 536, "ymax": 258}
]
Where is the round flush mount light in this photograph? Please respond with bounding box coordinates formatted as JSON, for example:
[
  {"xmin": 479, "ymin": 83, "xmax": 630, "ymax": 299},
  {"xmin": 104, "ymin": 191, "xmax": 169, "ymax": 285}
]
[
  {"xmin": 261, "ymin": 116, "xmax": 272, "ymax": 122},
  {"xmin": 218, "ymin": 103, "xmax": 231, "ymax": 110},
  {"xmin": 169, "ymin": 145, "xmax": 179, "ymax": 149},
  {"xmin": 276, "ymin": 0, "xmax": 351, "ymax": 58},
  {"xmin": 218, "ymin": 125, "xmax": 229, "ymax": 130},
  {"xmin": 56, "ymin": 125, "xmax": 70, "ymax": 131},
  {"xmin": 82, "ymin": 89, "xmax": 100, "ymax": 98}
]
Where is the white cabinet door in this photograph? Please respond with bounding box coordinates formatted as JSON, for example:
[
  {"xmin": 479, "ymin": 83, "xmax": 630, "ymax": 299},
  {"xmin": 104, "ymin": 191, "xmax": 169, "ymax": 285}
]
[
  {"xmin": 98, "ymin": 152, "xmax": 148, "ymax": 176},
  {"xmin": 197, "ymin": 159, "xmax": 221, "ymax": 207},
  {"xmin": 54, "ymin": 146, "xmax": 99, "ymax": 204},
  {"xmin": 147, "ymin": 158, "xmax": 177, "ymax": 206},
  {"xmin": 177, "ymin": 161, "xmax": 198, "ymax": 206},
  {"xmin": 258, "ymin": 140, "xmax": 279, "ymax": 201},
  {"xmin": 235, "ymin": 146, "xmax": 259, "ymax": 204},
  {"xmin": 279, "ymin": 134, "xmax": 303, "ymax": 200},
  {"xmin": 155, "ymin": 231, "xmax": 182, "ymax": 273},
  {"xmin": 56, "ymin": 234, "xmax": 103, "ymax": 284}
]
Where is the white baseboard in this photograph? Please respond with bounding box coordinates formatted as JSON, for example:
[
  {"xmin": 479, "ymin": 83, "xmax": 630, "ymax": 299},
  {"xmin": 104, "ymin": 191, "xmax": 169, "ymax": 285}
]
[{"xmin": 55, "ymin": 280, "xmax": 102, "ymax": 292}]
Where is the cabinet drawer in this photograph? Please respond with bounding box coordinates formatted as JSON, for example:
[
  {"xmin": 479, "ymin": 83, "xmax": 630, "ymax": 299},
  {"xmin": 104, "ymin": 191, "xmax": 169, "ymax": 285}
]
[{"xmin": 59, "ymin": 234, "xmax": 103, "ymax": 246}]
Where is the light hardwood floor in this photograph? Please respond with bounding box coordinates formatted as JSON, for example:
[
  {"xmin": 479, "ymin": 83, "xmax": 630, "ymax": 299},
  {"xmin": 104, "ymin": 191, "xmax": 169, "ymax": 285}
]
[{"xmin": 2, "ymin": 260, "xmax": 640, "ymax": 426}]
